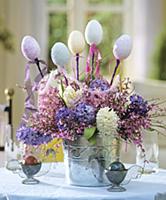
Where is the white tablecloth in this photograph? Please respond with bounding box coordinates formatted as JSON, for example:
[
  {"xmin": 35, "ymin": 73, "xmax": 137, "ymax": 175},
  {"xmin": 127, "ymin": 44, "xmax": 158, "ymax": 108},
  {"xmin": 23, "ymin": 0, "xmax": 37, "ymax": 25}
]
[{"xmin": 0, "ymin": 164, "xmax": 166, "ymax": 200}]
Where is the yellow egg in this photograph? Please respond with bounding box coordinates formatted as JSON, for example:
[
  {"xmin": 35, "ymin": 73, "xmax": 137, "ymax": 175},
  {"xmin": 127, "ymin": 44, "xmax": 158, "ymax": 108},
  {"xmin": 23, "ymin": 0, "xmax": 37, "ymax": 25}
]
[{"xmin": 68, "ymin": 31, "xmax": 85, "ymax": 54}]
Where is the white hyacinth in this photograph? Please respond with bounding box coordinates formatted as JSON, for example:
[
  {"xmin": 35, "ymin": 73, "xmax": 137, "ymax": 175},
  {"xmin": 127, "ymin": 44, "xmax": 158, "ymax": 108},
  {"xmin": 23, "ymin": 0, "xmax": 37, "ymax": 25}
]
[
  {"xmin": 96, "ymin": 107, "xmax": 119, "ymax": 137},
  {"xmin": 63, "ymin": 85, "xmax": 82, "ymax": 107}
]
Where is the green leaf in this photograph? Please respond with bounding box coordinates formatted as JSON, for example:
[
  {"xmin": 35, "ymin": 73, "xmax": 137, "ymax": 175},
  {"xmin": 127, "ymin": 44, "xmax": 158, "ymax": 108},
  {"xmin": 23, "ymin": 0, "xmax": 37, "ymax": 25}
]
[
  {"xmin": 84, "ymin": 127, "xmax": 96, "ymax": 140},
  {"xmin": 88, "ymin": 135, "xmax": 97, "ymax": 145},
  {"xmin": 60, "ymin": 80, "xmax": 65, "ymax": 95}
]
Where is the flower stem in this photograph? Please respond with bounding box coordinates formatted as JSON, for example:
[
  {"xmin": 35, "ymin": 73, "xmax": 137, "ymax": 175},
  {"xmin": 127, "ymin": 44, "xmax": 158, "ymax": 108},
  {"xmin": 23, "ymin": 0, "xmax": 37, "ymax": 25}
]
[
  {"xmin": 110, "ymin": 59, "xmax": 120, "ymax": 86},
  {"xmin": 76, "ymin": 53, "xmax": 79, "ymax": 81},
  {"xmin": 35, "ymin": 58, "xmax": 44, "ymax": 78}
]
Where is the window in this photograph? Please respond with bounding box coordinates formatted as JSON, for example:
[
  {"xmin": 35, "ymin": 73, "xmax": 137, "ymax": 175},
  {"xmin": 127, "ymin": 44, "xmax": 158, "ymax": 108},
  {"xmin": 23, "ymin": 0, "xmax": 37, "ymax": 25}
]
[
  {"xmin": 47, "ymin": 0, "xmax": 67, "ymax": 68},
  {"xmin": 47, "ymin": 0, "xmax": 126, "ymax": 74}
]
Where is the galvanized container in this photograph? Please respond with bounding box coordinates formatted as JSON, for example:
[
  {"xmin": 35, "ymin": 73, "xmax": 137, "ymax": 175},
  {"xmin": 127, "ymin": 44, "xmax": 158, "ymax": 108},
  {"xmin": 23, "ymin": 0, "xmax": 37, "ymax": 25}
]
[{"xmin": 64, "ymin": 136, "xmax": 120, "ymax": 187}]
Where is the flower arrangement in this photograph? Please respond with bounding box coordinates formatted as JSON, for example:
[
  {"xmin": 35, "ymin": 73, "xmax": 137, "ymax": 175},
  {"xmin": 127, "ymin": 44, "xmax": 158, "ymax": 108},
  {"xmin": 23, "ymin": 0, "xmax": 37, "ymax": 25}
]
[{"xmin": 17, "ymin": 20, "xmax": 166, "ymax": 154}]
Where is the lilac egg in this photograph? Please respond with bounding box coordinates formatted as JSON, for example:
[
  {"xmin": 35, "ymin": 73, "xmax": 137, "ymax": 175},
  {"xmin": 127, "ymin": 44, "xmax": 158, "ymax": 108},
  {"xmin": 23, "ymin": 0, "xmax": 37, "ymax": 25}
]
[
  {"xmin": 21, "ymin": 35, "xmax": 40, "ymax": 61},
  {"xmin": 113, "ymin": 34, "xmax": 132, "ymax": 60}
]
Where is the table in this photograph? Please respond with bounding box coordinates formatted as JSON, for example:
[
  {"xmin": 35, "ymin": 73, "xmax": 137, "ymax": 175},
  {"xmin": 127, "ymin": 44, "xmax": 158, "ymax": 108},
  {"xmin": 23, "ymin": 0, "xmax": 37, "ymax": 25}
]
[{"xmin": 0, "ymin": 164, "xmax": 166, "ymax": 200}]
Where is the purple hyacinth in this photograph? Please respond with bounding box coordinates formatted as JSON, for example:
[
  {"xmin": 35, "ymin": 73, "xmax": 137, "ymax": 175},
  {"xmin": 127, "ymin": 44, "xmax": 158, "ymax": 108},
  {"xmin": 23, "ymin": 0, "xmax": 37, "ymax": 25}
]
[
  {"xmin": 56, "ymin": 107, "xmax": 76, "ymax": 131},
  {"xmin": 117, "ymin": 94, "xmax": 151, "ymax": 145},
  {"xmin": 128, "ymin": 95, "xmax": 149, "ymax": 116},
  {"xmin": 75, "ymin": 102, "xmax": 96, "ymax": 125},
  {"xmin": 89, "ymin": 79, "xmax": 110, "ymax": 91},
  {"xmin": 16, "ymin": 126, "xmax": 53, "ymax": 145},
  {"xmin": 56, "ymin": 107, "xmax": 83, "ymax": 140}
]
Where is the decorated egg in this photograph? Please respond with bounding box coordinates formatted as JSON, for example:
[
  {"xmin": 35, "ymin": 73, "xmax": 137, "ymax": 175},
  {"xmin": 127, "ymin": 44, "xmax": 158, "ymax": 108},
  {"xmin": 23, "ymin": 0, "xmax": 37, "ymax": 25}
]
[
  {"xmin": 51, "ymin": 42, "xmax": 70, "ymax": 67},
  {"xmin": 21, "ymin": 35, "xmax": 40, "ymax": 61},
  {"xmin": 85, "ymin": 20, "xmax": 103, "ymax": 45},
  {"xmin": 108, "ymin": 161, "xmax": 126, "ymax": 171},
  {"xmin": 24, "ymin": 155, "xmax": 38, "ymax": 165},
  {"xmin": 68, "ymin": 31, "xmax": 85, "ymax": 54},
  {"xmin": 113, "ymin": 34, "xmax": 132, "ymax": 60}
]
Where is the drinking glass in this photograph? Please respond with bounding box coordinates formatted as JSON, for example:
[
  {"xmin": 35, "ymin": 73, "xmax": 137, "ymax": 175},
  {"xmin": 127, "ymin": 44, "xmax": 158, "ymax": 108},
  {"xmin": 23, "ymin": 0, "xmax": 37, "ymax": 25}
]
[{"xmin": 136, "ymin": 131, "xmax": 159, "ymax": 173}]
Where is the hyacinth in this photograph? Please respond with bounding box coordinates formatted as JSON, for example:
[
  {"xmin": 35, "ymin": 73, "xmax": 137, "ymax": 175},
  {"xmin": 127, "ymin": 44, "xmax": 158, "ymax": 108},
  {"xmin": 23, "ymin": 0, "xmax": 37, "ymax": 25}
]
[
  {"xmin": 75, "ymin": 102, "xmax": 96, "ymax": 125},
  {"xmin": 63, "ymin": 85, "xmax": 82, "ymax": 107},
  {"xmin": 56, "ymin": 107, "xmax": 84, "ymax": 140},
  {"xmin": 82, "ymin": 88, "xmax": 109, "ymax": 109},
  {"xmin": 29, "ymin": 112, "xmax": 58, "ymax": 135},
  {"xmin": 30, "ymin": 84, "xmax": 64, "ymax": 135},
  {"xmin": 96, "ymin": 107, "xmax": 119, "ymax": 137},
  {"xmin": 38, "ymin": 82, "xmax": 63, "ymax": 113},
  {"xmin": 118, "ymin": 113, "xmax": 151, "ymax": 145},
  {"xmin": 16, "ymin": 126, "xmax": 53, "ymax": 146},
  {"xmin": 82, "ymin": 86, "xmax": 129, "ymax": 115},
  {"xmin": 127, "ymin": 94, "xmax": 150, "ymax": 116},
  {"xmin": 89, "ymin": 78, "xmax": 110, "ymax": 91},
  {"xmin": 118, "ymin": 95, "xmax": 152, "ymax": 145}
]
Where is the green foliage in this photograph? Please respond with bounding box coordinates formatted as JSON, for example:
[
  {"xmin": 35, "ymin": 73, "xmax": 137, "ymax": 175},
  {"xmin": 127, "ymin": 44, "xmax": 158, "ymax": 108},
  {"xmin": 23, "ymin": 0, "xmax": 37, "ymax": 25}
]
[
  {"xmin": 152, "ymin": 29, "xmax": 166, "ymax": 80},
  {"xmin": 88, "ymin": 134, "xmax": 97, "ymax": 145},
  {"xmin": 84, "ymin": 126, "xmax": 97, "ymax": 145},
  {"xmin": 48, "ymin": 13, "xmax": 67, "ymax": 69},
  {"xmin": 89, "ymin": 0, "xmax": 122, "ymax": 3},
  {"xmin": 0, "ymin": 18, "xmax": 14, "ymax": 51},
  {"xmin": 84, "ymin": 126, "xmax": 96, "ymax": 140}
]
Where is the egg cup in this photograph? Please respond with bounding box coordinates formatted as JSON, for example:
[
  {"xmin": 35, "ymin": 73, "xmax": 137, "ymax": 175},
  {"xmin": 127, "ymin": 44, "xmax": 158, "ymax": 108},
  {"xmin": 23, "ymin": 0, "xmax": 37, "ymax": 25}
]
[{"xmin": 21, "ymin": 162, "xmax": 42, "ymax": 185}]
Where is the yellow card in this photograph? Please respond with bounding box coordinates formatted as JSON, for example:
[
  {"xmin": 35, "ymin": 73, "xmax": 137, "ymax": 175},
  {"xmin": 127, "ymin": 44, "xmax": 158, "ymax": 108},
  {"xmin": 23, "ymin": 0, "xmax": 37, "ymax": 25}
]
[{"xmin": 39, "ymin": 138, "xmax": 64, "ymax": 162}]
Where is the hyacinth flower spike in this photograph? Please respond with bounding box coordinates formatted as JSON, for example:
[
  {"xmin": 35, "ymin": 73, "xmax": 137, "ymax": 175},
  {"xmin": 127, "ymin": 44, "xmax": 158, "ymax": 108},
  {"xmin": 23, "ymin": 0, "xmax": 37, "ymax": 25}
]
[
  {"xmin": 110, "ymin": 34, "xmax": 132, "ymax": 86},
  {"xmin": 68, "ymin": 31, "xmax": 85, "ymax": 81},
  {"xmin": 85, "ymin": 20, "xmax": 103, "ymax": 80},
  {"xmin": 51, "ymin": 42, "xmax": 70, "ymax": 86}
]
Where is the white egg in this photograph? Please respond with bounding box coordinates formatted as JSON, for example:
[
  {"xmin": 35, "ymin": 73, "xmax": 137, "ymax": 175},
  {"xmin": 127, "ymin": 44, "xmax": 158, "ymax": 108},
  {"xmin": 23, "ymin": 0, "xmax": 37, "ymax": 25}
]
[
  {"xmin": 68, "ymin": 31, "xmax": 85, "ymax": 54},
  {"xmin": 113, "ymin": 34, "xmax": 132, "ymax": 60},
  {"xmin": 51, "ymin": 42, "xmax": 70, "ymax": 67},
  {"xmin": 21, "ymin": 35, "xmax": 40, "ymax": 61},
  {"xmin": 85, "ymin": 20, "xmax": 103, "ymax": 45}
]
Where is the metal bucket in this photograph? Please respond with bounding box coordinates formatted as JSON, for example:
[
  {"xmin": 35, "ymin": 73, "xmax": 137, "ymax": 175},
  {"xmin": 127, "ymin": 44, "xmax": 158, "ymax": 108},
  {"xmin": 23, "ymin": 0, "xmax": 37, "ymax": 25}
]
[{"xmin": 64, "ymin": 136, "xmax": 120, "ymax": 187}]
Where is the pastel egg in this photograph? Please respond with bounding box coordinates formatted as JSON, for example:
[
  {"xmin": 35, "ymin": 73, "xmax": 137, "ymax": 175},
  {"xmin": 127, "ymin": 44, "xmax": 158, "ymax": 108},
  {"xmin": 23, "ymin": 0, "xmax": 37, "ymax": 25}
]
[
  {"xmin": 21, "ymin": 35, "xmax": 40, "ymax": 61},
  {"xmin": 51, "ymin": 42, "xmax": 70, "ymax": 67},
  {"xmin": 68, "ymin": 31, "xmax": 85, "ymax": 54},
  {"xmin": 113, "ymin": 34, "xmax": 132, "ymax": 60},
  {"xmin": 85, "ymin": 20, "xmax": 103, "ymax": 45}
]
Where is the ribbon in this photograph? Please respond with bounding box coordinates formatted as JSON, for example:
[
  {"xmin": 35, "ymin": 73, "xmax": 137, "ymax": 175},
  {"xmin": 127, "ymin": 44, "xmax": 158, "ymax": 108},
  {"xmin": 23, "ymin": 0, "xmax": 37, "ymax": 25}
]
[
  {"xmin": 95, "ymin": 50, "xmax": 102, "ymax": 77},
  {"xmin": 57, "ymin": 66, "xmax": 68, "ymax": 86},
  {"xmin": 21, "ymin": 59, "xmax": 48, "ymax": 125},
  {"xmin": 86, "ymin": 43, "xmax": 102, "ymax": 78}
]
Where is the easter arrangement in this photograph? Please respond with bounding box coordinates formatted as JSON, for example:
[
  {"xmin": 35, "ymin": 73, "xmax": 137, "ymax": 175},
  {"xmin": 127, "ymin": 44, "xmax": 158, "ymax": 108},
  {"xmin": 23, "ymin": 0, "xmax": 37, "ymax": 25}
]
[{"xmin": 7, "ymin": 19, "xmax": 166, "ymax": 190}]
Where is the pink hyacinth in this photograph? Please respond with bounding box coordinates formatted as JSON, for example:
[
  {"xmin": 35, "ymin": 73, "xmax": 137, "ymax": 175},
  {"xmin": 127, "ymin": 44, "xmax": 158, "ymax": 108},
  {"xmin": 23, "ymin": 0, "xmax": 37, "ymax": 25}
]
[{"xmin": 30, "ymin": 80, "xmax": 64, "ymax": 136}]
